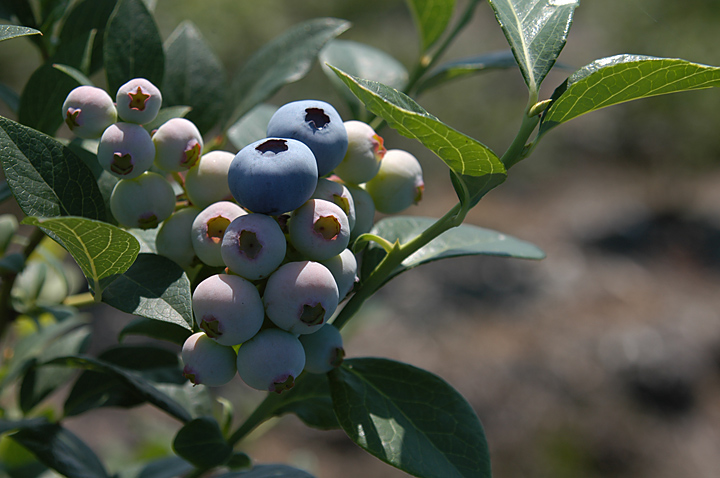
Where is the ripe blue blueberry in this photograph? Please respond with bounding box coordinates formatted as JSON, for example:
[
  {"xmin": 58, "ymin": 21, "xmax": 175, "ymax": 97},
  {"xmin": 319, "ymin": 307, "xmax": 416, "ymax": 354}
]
[
  {"xmin": 97, "ymin": 122, "xmax": 155, "ymax": 179},
  {"xmin": 192, "ymin": 274, "xmax": 264, "ymax": 346},
  {"xmin": 110, "ymin": 172, "xmax": 176, "ymax": 229},
  {"xmin": 263, "ymin": 261, "xmax": 339, "ymax": 335},
  {"xmin": 115, "ymin": 78, "xmax": 162, "ymax": 124},
  {"xmin": 299, "ymin": 324, "xmax": 345, "ymax": 374},
  {"xmin": 228, "ymin": 138, "xmax": 317, "ymax": 215},
  {"xmin": 185, "ymin": 151, "xmax": 235, "ymax": 208},
  {"xmin": 333, "ymin": 120, "xmax": 386, "ymax": 184},
  {"xmin": 62, "ymin": 86, "xmax": 117, "ymax": 139},
  {"xmin": 288, "ymin": 199, "xmax": 350, "ymax": 261},
  {"xmin": 311, "ymin": 178, "xmax": 356, "ymax": 231},
  {"xmin": 236, "ymin": 328, "xmax": 306, "ymax": 393},
  {"xmin": 153, "ymin": 118, "xmax": 204, "ymax": 172},
  {"xmin": 266, "ymin": 100, "xmax": 348, "ymax": 177},
  {"xmin": 364, "ymin": 149, "xmax": 424, "ymax": 214},
  {"xmin": 156, "ymin": 206, "xmax": 201, "ymax": 268},
  {"xmin": 191, "ymin": 201, "xmax": 247, "ymax": 267},
  {"xmin": 182, "ymin": 332, "xmax": 237, "ymax": 387},
  {"xmin": 220, "ymin": 213, "xmax": 286, "ymax": 281}
]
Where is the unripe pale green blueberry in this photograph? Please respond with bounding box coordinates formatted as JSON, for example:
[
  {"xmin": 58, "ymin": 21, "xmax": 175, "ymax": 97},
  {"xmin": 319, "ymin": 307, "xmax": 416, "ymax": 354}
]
[
  {"xmin": 156, "ymin": 206, "xmax": 201, "ymax": 268},
  {"xmin": 333, "ymin": 121, "xmax": 386, "ymax": 184},
  {"xmin": 299, "ymin": 324, "xmax": 345, "ymax": 374},
  {"xmin": 191, "ymin": 201, "xmax": 247, "ymax": 266},
  {"xmin": 263, "ymin": 261, "xmax": 339, "ymax": 335},
  {"xmin": 115, "ymin": 78, "xmax": 162, "ymax": 124},
  {"xmin": 110, "ymin": 172, "xmax": 176, "ymax": 229},
  {"xmin": 342, "ymin": 182, "xmax": 376, "ymax": 241},
  {"xmin": 319, "ymin": 248, "xmax": 358, "ymax": 301},
  {"xmin": 153, "ymin": 118, "xmax": 204, "ymax": 172},
  {"xmin": 62, "ymin": 86, "xmax": 117, "ymax": 139},
  {"xmin": 182, "ymin": 332, "xmax": 237, "ymax": 387},
  {"xmin": 192, "ymin": 274, "xmax": 264, "ymax": 346},
  {"xmin": 185, "ymin": 151, "xmax": 235, "ymax": 208},
  {"xmin": 311, "ymin": 178, "xmax": 356, "ymax": 231},
  {"xmin": 288, "ymin": 199, "xmax": 350, "ymax": 261},
  {"xmin": 97, "ymin": 122, "xmax": 155, "ymax": 179},
  {"xmin": 236, "ymin": 328, "xmax": 306, "ymax": 393},
  {"xmin": 220, "ymin": 213, "xmax": 286, "ymax": 280},
  {"xmin": 364, "ymin": 149, "xmax": 424, "ymax": 214}
]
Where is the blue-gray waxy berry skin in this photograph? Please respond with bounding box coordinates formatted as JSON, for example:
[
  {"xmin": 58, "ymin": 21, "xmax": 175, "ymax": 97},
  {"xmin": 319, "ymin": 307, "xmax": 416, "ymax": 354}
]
[
  {"xmin": 266, "ymin": 100, "xmax": 348, "ymax": 177},
  {"xmin": 228, "ymin": 138, "xmax": 318, "ymax": 215}
]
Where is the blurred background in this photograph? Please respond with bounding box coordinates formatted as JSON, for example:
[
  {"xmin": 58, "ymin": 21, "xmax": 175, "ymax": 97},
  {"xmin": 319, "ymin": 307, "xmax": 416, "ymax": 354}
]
[{"xmin": 3, "ymin": 0, "xmax": 720, "ymax": 477}]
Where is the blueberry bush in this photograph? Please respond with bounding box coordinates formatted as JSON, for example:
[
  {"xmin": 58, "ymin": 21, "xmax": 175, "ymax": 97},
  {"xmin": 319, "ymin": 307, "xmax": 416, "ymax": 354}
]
[{"xmin": 1, "ymin": 1, "xmax": 720, "ymax": 477}]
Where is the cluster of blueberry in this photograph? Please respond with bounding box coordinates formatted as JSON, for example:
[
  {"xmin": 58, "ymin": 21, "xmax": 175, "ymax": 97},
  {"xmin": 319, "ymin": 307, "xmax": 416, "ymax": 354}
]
[{"xmin": 62, "ymin": 81, "xmax": 424, "ymax": 393}]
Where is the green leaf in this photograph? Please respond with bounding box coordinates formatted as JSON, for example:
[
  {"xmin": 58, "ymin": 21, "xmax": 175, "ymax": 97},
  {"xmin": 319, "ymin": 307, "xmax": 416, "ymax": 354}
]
[
  {"xmin": 101, "ymin": 253, "xmax": 193, "ymax": 330},
  {"xmin": 19, "ymin": 327, "xmax": 91, "ymax": 413},
  {"xmin": 127, "ymin": 227, "xmax": 158, "ymax": 253},
  {"xmin": 329, "ymin": 67, "xmax": 506, "ymax": 199},
  {"xmin": 267, "ymin": 372, "xmax": 339, "ymax": 430},
  {"xmin": 21, "ymin": 216, "xmax": 139, "ymax": 297},
  {"xmin": 58, "ymin": 0, "xmax": 117, "ymax": 74},
  {"xmin": 0, "ymin": 82, "xmax": 20, "ymax": 114},
  {"xmin": 67, "ymin": 140, "xmax": 117, "ymax": 221},
  {"xmin": 0, "ymin": 115, "xmax": 106, "ymax": 220},
  {"xmin": 416, "ymin": 50, "xmax": 518, "ymax": 94},
  {"xmin": 0, "ymin": 25, "xmax": 41, "ymax": 42},
  {"xmin": 119, "ymin": 317, "xmax": 192, "ymax": 345},
  {"xmin": 361, "ymin": 216, "xmax": 544, "ymax": 282},
  {"xmin": 52, "ymin": 63, "xmax": 93, "ymax": 86},
  {"xmin": 137, "ymin": 456, "xmax": 193, "ymax": 478},
  {"xmin": 142, "ymin": 105, "xmax": 192, "ymax": 133},
  {"xmin": 405, "ymin": 0, "xmax": 455, "ymax": 51},
  {"xmin": 227, "ymin": 104, "xmax": 277, "ymax": 150},
  {"xmin": 18, "ymin": 62, "xmax": 81, "ymax": 135},
  {"xmin": 227, "ymin": 18, "xmax": 350, "ymax": 127},
  {"xmin": 173, "ymin": 417, "xmax": 232, "ymax": 469},
  {"xmin": 329, "ymin": 358, "xmax": 491, "ymax": 478},
  {"xmin": 163, "ymin": 21, "xmax": 227, "ymax": 134},
  {"xmin": 9, "ymin": 421, "xmax": 110, "ymax": 478},
  {"xmin": 540, "ymin": 55, "xmax": 720, "ymax": 135},
  {"xmin": 487, "ymin": 0, "xmax": 579, "ymax": 93},
  {"xmin": 46, "ymin": 354, "xmax": 191, "ymax": 422},
  {"xmin": 320, "ymin": 40, "xmax": 408, "ymax": 118},
  {"xmin": 104, "ymin": 0, "xmax": 164, "ymax": 95},
  {"xmin": 0, "ymin": 214, "xmax": 18, "ymax": 253},
  {"xmin": 216, "ymin": 464, "xmax": 316, "ymax": 478},
  {"xmin": 0, "ymin": 418, "xmax": 47, "ymax": 435}
]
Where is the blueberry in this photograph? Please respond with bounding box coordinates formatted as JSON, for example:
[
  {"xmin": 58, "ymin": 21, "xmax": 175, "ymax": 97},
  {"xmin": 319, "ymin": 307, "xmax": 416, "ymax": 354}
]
[
  {"xmin": 182, "ymin": 332, "xmax": 237, "ymax": 387},
  {"xmin": 228, "ymin": 137, "xmax": 317, "ymax": 215},
  {"xmin": 364, "ymin": 149, "xmax": 424, "ymax": 214},
  {"xmin": 97, "ymin": 122, "xmax": 155, "ymax": 179},
  {"xmin": 319, "ymin": 248, "xmax": 358, "ymax": 301},
  {"xmin": 236, "ymin": 328, "xmax": 306, "ymax": 393},
  {"xmin": 115, "ymin": 78, "xmax": 162, "ymax": 124},
  {"xmin": 153, "ymin": 118, "xmax": 204, "ymax": 172},
  {"xmin": 156, "ymin": 206, "xmax": 201, "ymax": 268},
  {"xmin": 263, "ymin": 261, "xmax": 339, "ymax": 335},
  {"xmin": 191, "ymin": 201, "xmax": 247, "ymax": 267},
  {"xmin": 333, "ymin": 120, "xmax": 386, "ymax": 184},
  {"xmin": 220, "ymin": 213, "xmax": 286, "ymax": 281},
  {"xmin": 192, "ymin": 274, "xmax": 264, "ymax": 346},
  {"xmin": 185, "ymin": 151, "xmax": 235, "ymax": 208},
  {"xmin": 110, "ymin": 172, "xmax": 176, "ymax": 229},
  {"xmin": 62, "ymin": 86, "xmax": 117, "ymax": 139},
  {"xmin": 266, "ymin": 100, "xmax": 348, "ymax": 177},
  {"xmin": 342, "ymin": 182, "xmax": 376, "ymax": 241},
  {"xmin": 288, "ymin": 199, "xmax": 350, "ymax": 261},
  {"xmin": 311, "ymin": 178, "xmax": 356, "ymax": 231},
  {"xmin": 299, "ymin": 324, "xmax": 345, "ymax": 374}
]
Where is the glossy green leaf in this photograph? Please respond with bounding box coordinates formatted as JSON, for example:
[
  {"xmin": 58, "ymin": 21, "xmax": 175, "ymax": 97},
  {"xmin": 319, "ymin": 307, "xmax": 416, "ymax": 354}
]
[
  {"xmin": 0, "ymin": 82, "xmax": 19, "ymax": 114},
  {"xmin": 137, "ymin": 456, "xmax": 193, "ymax": 478},
  {"xmin": 21, "ymin": 216, "xmax": 139, "ymax": 297},
  {"xmin": 416, "ymin": 50, "xmax": 518, "ymax": 94},
  {"xmin": 104, "ymin": 0, "xmax": 164, "ymax": 95},
  {"xmin": 58, "ymin": 0, "xmax": 117, "ymax": 74},
  {"xmin": 52, "ymin": 63, "xmax": 93, "ymax": 86},
  {"xmin": 142, "ymin": 105, "xmax": 192, "ymax": 133},
  {"xmin": 227, "ymin": 104, "xmax": 277, "ymax": 150},
  {"xmin": 18, "ymin": 62, "xmax": 81, "ymax": 135},
  {"xmin": 163, "ymin": 21, "xmax": 227, "ymax": 134},
  {"xmin": 66, "ymin": 140, "xmax": 117, "ymax": 221},
  {"xmin": 19, "ymin": 327, "xmax": 90, "ymax": 413},
  {"xmin": 9, "ymin": 421, "xmax": 110, "ymax": 478},
  {"xmin": 361, "ymin": 215, "xmax": 544, "ymax": 282},
  {"xmin": 0, "ymin": 25, "xmax": 40, "ymax": 42},
  {"xmin": 101, "ymin": 253, "xmax": 193, "ymax": 330},
  {"xmin": 329, "ymin": 67, "xmax": 505, "ymax": 195},
  {"xmin": 405, "ymin": 0, "xmax": 455, "ymax": 51},
  {"xmin": 128, "ymin": 227, "xmax": 158, "ymax": 253},
  {"xmin": 487, "ymin": 0, "xmax": 579, "ymax": 93},
  {"xmin": 0, "ymin": 116, "xmax": 105, "ymax": 220},
  {"xmin": 119, "ymin": 317, "xmax": 192, "ymax": 345},
  {"xmin": 540, "ymin": 55, "xmax": 720, "ymax": 135},
  {"xmin": 329, "ymin": 358, "xmax": 491, "ymax": 478},
  {"xmin": 216, "ymin": 464, "xmax": 316, "ymax": 478},
  {"xmin": 46, "ymin": 354, "xmax": 191, "ymax": 422},
  {"xmin": 173, "ymin": 417, "xmax": 232, "ymax": 468},
  {"xmin": 227, "ymin": 18, "xmax": 350, "ymax": 127},
  {"xmin": 267, "ymin": 372, "xmax": 339, "ymax": 430}
]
